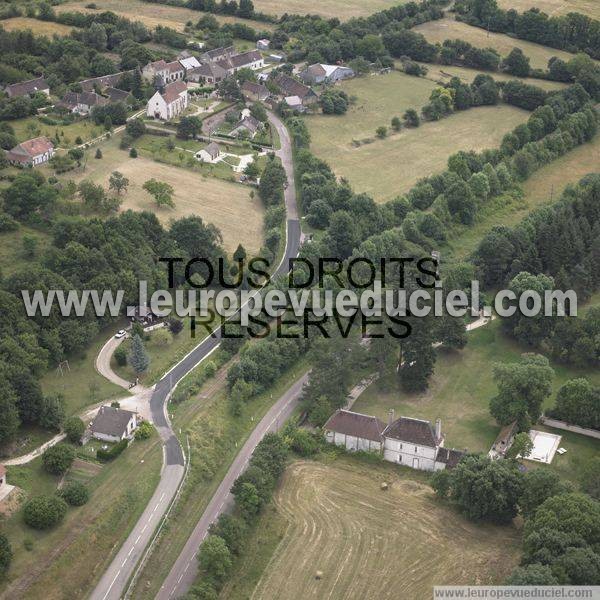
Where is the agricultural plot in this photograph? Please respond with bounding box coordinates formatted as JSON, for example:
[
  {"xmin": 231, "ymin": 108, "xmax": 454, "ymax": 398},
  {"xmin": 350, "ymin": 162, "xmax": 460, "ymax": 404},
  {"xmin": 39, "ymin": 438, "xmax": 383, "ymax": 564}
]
[
  {"xmin": 497, "ymin": 0, "xmax": 600, "ymax": 21},
  {"xmin": 10, "ymin": 116, "xmax": 104, "ymax": 147},
  {"xmin": 252, "ymin": 0, "xmax": 403, "ymax": 19},
  {"xmin": 307, "ymin": 71, "xmax": 528, "ymax": 202},
  {"xmin": 57, "ymin": 0, "xmax": 273, "ymax": 32},
  {"xmin": 59, "ymin": 137, "xmax": 265, "ymax": 254},
  {"xmin": 0, "ymin": 17, "xmax": 75, "ymax": 36},
  {"xmin": 414, "ymin": 18, "xmax": 580, "ymax": 70},
  {"xmin": 248, "ymin": 460, "xmax": 521, "ymax": 600}
]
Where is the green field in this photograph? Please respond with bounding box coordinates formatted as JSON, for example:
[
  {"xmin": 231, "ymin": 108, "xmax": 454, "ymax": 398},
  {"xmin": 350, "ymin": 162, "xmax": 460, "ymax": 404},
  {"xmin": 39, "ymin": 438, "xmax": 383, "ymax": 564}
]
[
  {"xmin": 307, "ymin": 71, "xmax": 528, "ymax": 202},
  {"xmin": 353, "ymin": 319, "xmax": 600, "ymax": 465},
  {"xmin": 497, "ymin": 0, "xmax": 600, "ymax": 20},
  {"xmin": 0, "ymin": 437, "xmax": 162, "ymax": 599},
  {"xmin": 414, "ymin": 18, "xmax": 582, "ymax": 70},
  {"xmin": 57, "ymin": 135, "xmax": 265, "ymax": 254},
  {"xmin": 252, "ymin": 0, "xmax": 404, "ymax": 19},
  {"xmin": 228, "ymin": 458, "xmax": 520, "ymax": 600},
  {"xmin": 447, "ymin": 132, "xmax": 600, "ymax": 260},
  {"xmin": 11, "ymin": 116, "xmax": 104, "ymax": 147},
  {"xmin": 0, "ymin": 17, "xmax": 75, "ymax": 36}
]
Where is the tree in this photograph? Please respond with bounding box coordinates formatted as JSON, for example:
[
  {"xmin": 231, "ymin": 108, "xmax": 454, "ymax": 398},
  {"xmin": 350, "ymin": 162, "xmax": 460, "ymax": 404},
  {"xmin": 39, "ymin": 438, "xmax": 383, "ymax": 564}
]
[
  {"xmin": 403, "ymin": 108, "xmax": 420, "ymax": 127},
  {"xmin": 506, "ymin": 432, "xmax": 533, "ymax": 460},
  {"xmin": 551, "ymin": 378, "xmax": 600, "ymax": 429},
  {"xmin": 243, "ymin": 161, "xmax": 260, "ymax": 180},
  {"xmin": 520, "ymin": 469, "xmax": 569, "ymax": 517},
  {"xmin": 128, "ymin": 334, "xmax": 150, "ymax": 374},
  {"xmin": 579, "ymin": 456, "xmax": 600, "ymax": 500},
  {"xmin": 95, "ymin": 148, "xmax": 102, "ymax": 159},
  {"xmin": 0, "ymin": 533, "xmax": 12, "ymax": 577},
  {"xmin": 109, "ymin": 171, "xmax": 129, "ymax": 196},
  {"xmin": 0, "ymin": 387, "xmax": 20, "ymax": 447},
  {"xmin": 235, "ymin": 481, "xmax": 262, "ymax": 519},
  {"xmin": 490, "ymin": 354, "xmax": 554, "ymax": 429},
  {"xmin": 143, "ymin": 179, "xmax": 175, "ymax": 209},
  {"xmin": 197, "ymin": 535, "xmax": 232, "ymax": 583},
  {"xmin": 319, "ymin": 89, "xmax": 349, "ymax": 115},
  {"xmin": 391, "ymin": 116, "xmax": 401, "ymax": 132},
  {"xmin": 42, "ymin": 443, "xmax": 75, "ymax": 475},
  {"xmin": 376, "ymin": 126, "xmax": 387, "ymax": 138},
  {"xmin": 64, "ymin": 416, "xmax": 85, "ymax": 444},
  {"xmin": 78, "ymin": 180, "xmax": 105, "ymax": 210},
  {"xmin": 446, "ymin": 455, "xmax": 523, "ymax": 523},
  {"xmin": 59, "ymin": 481, "xmax": 90, "ymax": 506},
  {"xmin": 135, "ymin": 421, "xmax": 155, "ymax": 440},
  {"xmin": 502, "ymin": 48, "xmax": 531, "ymax": 77},
  {"xmin": 129, "ymin": 147, "xmax": 138, "ymax": 158},
  {"xmin": 208, "ymin": 514, "xmax": 247, "ymax": 556},
  {"xmin": 23, "ymin": 495, "xmax": 68, "ymax": 529},
  {"xmin": 506, "ymin": 564, "xmax": 558, "ymax": 585},
  {"xmin": 114, "ymin": 345, "xmax": 127, "ymax": 366},
  {"xmin": 177, "ymin": 116, "xmax": 202, "ymax": 140},
  {"xmin": 186, "ymin": 582, "xmax": 218, "ymax": 600},
  {"xmin": 126, "ymin": 118, "xmax": 146, "ymax": 138},
  {"xmin": 39, "ymin": 394, "xmax": 65, "ymax": 430},
  {"xmin": 167, "ymin": 318, "xmax": 184, "ymax": 335}
]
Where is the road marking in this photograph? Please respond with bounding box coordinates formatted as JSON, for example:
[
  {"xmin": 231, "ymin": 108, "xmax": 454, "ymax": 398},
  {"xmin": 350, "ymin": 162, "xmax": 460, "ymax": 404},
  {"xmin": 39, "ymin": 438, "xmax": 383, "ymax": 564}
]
[
  {"xmin": 101, "ymin": 570, "xmax": 121, "ymax": 600},
  {"xmin": 135, "ymin": 535, "xmax": 141, "ymax": 544},
  {"xmin": 121, "ymin": 558, "xmax": 128, "ymax": 567}
]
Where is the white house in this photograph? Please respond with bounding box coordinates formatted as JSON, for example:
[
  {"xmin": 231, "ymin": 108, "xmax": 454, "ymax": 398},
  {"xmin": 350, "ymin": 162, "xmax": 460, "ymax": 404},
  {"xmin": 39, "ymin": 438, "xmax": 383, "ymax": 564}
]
[
  {"xmin": 323, "ymin": 410, "xmax": 386, "ymax": 453},
  {"xmin": 256, "ymin": 39, "xmax": 270, "ymax": 50},
  {"xmin": 196, "ymin": 141, "xmax": 221, "ymax": 163},
  {"xmin": 143, "ymin": 60, "xmax": 184, "ymax": 83},
  {"xmin": 56, "ymin": 91, "xmax": 108, "ymax": 115},
  {"xmin": 324, "ymin": 409, "xmax": 465, "ymax": 472},
  {"xmin": 216, "ymin": 50, "xmax": 265, "ymax": 75},
  {"xmin": 7, "ymin": 136, "xmax": 55, "ymax": 167},
  {"xmin": 90, "ymin": 406, "xmax": 138, "ymax": 443},
  {"xmin": 147, "ymin": 80, "xmax": 188, "ymax": 120}
]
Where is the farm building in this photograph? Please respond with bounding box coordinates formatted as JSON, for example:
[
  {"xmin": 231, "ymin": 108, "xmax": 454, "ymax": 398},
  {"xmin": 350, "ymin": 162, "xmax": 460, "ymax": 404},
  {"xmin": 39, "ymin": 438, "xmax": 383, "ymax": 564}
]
[
  {"xmin": 187, "ymin": 62, "xmax": 227, "ymax": 85},
  {"xmin": 79, "ymin": 71, "xmax": 132, "ymax": 93},
  {"xmin": 90, "ymin": 406, "xmax": 138, "ymax": 443},
  {"xmin": 275, "ymin": 75, "xmax": 318, "ymax": 106},
  {"xmin": 143, "ymin": 60, "xmax": 184, "ymax": 83},
  {"xmin": 5, "ymin": 76, "xmax": 49, "ymax": 98},
  {"xmin": 201, "ymin": 45, "xmax": 236, "ymax": 63},
  {"xmin": 216, "ymin": 50, "xmax": 265, "ymax": 75},
  {"xmin": 324, "ymin": 409, "xmax": 465, "ymax": 471},
  {"xmin": 56, "ymin": 91, "xmax": 108, "ymax": 115},
  {"xmin": 196, "ymin": 142, "xmax": 221, "ymax": 163},
  {"xmin": 241, "ymin": 81, "xmax": 269, "ymax": 102},
  {"xmin": 323, "ymin": 410, "xmax": 386, "ymax": 452},
  {"xmin": 105, "ymin": 87, "xmax": 132, "ymax": 104},
  {"xmin": 300, "ymin": 64, "xmax": 355, "ymax": 85},
  {"xmin": 147, "ymin": 80, "xmax": 188, "ymax": 120},
  {"xmin": 230, "ymin": 115, "xmax": 262, "ymax": 138},
  {"xmin": 7, "ymin": 136, "xmax": 55, "ymax": 167}
]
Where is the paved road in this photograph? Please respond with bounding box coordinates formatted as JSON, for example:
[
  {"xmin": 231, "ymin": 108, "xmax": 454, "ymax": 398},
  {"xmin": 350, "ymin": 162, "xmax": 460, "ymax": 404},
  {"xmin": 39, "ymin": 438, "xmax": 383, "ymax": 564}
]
[
  {"xmin": 158, "ymin": 372, "xmax": 310, "ymax": 600},
  {"xmin": 90, "ymin": 111, "xmax": 301, "ymax": 600}
]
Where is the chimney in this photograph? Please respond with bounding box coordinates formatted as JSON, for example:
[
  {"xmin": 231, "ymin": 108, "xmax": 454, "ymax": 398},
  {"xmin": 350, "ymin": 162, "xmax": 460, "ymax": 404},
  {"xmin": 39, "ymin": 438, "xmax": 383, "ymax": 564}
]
[
  {"xmin": 435, "ymin": 418, "xmax": 442, "ymax": 441},
  {"xmin": 388, "ymin": 409, "xmax": 395, "ymax": 426}
]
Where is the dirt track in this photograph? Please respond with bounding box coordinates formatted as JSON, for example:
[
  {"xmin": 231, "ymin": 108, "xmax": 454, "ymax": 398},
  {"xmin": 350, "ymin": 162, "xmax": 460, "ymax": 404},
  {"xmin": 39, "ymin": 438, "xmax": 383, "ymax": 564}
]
[{"xmin": 252, "ymin": 461, "xmax": 521, "ymax": 600}]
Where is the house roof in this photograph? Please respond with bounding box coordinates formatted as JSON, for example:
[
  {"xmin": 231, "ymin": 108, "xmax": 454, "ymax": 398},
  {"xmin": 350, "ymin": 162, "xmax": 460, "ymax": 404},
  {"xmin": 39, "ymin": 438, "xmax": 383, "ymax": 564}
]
[
  {"xmin": 146, "ymin": 59, "xmax": 167, "ymax": 72},
  {"xmin": 323, "ymin": 409, "xmax": 386, "ymax": 443},
  {"xmin": 383, "ymin": 416, "xmax": 440, "ymax": 447},
  {"xmin": 241, "ymin": 81, "xmax": 268, "ymax": 96},
  {"xmin": 9, "ymin": 136, "xmax": 54, "ymax": 158},
  {"xmin": 205, "ymin": 141, "xmax": 220, "ymax": 158},
  {"xmin": 179, "ymin": 56, "xmax": 201, "ymax": 70},
  {"xmin": 436, "ymin": 447, "xmax": 465, "ymax": 468},
  {"xmin": 285, "ymin": 95, "xmax": 302, "ymax": 107},
  {"xmin": 492, "ymin": 420, "xmax": 519, "ymax": 455},
  {"xmin": 5, "ymin": 76, "xmax": 49, "ymax": 97},
  {"xmin": 59, "ymin": 91, "xmax": 108, "ymax": 108},
  {"xmin": 90, "ymin": 406, "xmax": 136, "ymax": 437},
  {"xmin": 230, "ymin": 50, "xmax": 262, "ymax": 69},
  {"xmin": 202, "ymin": 45, "xmax": 236, "ymax": 62},
  {"xmin": 275, "ymin": 74, "xmax": 313, "ymax": 99},
  {"xmin": 235, "ymin": 114, "xmax": 261, "ymax": 133},
  {"xmin": 161, "ymin": 80, "xmax": 187, "ymax": 104},
  {"xmin": 165, "ymin": 60, "xmax": 184, "ymax": 74},
  {"xmin": 105, "ymin": 87, "xmax": 131, "ymax": 103},
  {"xmin": 79, "ymin": 71, "xmax": 131, "ymax": 92},
  {"xmin": 190, "ymin": 62, "xmax": 228, "ymax": 80}
]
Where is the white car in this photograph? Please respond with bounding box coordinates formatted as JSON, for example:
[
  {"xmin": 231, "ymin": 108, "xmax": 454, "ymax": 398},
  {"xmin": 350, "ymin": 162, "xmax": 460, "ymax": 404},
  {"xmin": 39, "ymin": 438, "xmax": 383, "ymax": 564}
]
[{"xmin": 114, "ymin": 329, "xmax": 127, "ymax": 339}]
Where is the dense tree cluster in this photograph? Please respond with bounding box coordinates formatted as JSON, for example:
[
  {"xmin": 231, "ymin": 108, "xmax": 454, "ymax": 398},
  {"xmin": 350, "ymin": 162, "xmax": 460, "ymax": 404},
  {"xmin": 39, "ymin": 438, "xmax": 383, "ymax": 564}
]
[
  {"xmin": 455, "ymin": 0, "xmax": 600, "ymax": 59},
  {"xmin": 548, "ymin": 378, "xmax": 600, "ymax": 430},
  {"xmin": 547, "ymin": 307, "xmax": 600, "ymax": 368}
]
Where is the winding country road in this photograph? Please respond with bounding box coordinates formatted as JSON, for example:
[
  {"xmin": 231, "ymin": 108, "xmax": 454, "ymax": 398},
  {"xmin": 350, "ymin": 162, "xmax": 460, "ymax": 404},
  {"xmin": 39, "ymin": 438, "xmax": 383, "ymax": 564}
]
[{"xmin": 89, "ymin": 112, "xmax": 301, "ymax": 600}]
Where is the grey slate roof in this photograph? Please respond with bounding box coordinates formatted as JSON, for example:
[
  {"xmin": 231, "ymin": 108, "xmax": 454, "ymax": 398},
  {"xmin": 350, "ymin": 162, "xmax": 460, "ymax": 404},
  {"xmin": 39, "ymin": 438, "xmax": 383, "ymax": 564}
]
[
  {"xmin": 90, "ymin": 406, "xmax": 135, "ymax": 437},
  {"xmin": 323, "ymin": 410, "xmax": 386, "ymax": 443},
  {"xmin": 383, "ymin": 417, "xmax": 439, "ymax": 447},
  {"xmin": 436, "ymin": 447, "xmax": 465, "ymax": 468}
]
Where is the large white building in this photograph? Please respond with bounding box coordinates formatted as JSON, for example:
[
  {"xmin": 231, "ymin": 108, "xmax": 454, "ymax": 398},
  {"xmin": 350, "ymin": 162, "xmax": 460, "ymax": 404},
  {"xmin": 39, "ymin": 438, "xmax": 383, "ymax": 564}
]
[
  {"xmin": 147, "ymin": 80, "xmax": 188, "ymax": 120},
  {"xmin": 324, "ymin": 409, "xmax": 465, "ymax": 472}
]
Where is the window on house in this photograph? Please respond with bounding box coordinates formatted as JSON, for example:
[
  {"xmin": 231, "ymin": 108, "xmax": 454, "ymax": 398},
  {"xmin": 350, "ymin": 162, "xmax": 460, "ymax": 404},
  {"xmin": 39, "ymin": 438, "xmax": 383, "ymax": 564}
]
[{"xmin": 415, "ymin": 446, "xmax": 417, "ymax": 453}]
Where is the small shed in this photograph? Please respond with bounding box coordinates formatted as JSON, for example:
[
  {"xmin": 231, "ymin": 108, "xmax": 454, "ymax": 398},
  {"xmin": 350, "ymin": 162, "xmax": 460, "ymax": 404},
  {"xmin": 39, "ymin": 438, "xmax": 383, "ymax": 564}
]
[{"xmin": 197, "ymin": 141, "xmax": 221, "ymax": 163}]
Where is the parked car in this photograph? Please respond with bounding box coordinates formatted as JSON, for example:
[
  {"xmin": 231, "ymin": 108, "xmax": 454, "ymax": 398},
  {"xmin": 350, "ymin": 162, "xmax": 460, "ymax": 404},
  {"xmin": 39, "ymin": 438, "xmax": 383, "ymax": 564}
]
[{"xmin": 115, "ymin": 329, "xmax": 126, "ymax": 339}]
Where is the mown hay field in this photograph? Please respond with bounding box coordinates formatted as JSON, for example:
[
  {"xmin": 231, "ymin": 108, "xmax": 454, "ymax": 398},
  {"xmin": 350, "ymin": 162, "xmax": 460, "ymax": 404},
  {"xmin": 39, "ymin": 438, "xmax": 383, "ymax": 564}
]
[
  {"xmin": 0, "ymin": 17, "xmax": 75, "ymax": 36},
  {"xmin": 414, "ymin": 18, "xmax": 580, "ymax": 70},
  {"xmin": 252, "ymin": 0, "xmax": 405, "ymax": 19},
  {"xmin": 60, "ymin": 136, "xmax": 264, "ymax": 254},
  {"xmin": 247, "ymin": 460, "xmax": 521, "ymax": 600},
  {"xmin": 58, "ymin": 0, "xmax": 273, "ymax": 32},
  {"xmin": 497, "ymin": 0, "xmax": 600, "ymax": 20},
  {"xmin": 306, "ymin": 71, "xmax": 528, "ymax": 202}
]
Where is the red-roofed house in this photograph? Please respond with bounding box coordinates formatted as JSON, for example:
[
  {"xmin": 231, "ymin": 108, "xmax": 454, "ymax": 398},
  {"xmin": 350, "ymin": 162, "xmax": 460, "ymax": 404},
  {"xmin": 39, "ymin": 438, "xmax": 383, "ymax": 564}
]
[
  {"xmin": 7, "ymin": 137, "xmax": 55, "ymax": 167},
  {"xmin": 146, "ymin": 80, "xmax": 188, "ymax": 120}
]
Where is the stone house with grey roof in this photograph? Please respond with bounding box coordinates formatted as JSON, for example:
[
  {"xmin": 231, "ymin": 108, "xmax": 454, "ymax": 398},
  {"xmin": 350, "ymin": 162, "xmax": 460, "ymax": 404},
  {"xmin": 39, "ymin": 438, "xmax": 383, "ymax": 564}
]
[
  {"xmin": 90, "ymin": 406, "xmax": 138, "ymax": 443},
  {"xmin": 5, "ymin": 76, "xmax": 49, "ymax": 98},
  {"xmin": 324, "ymin": 408, "xmax": 465, "ymax": 471}
]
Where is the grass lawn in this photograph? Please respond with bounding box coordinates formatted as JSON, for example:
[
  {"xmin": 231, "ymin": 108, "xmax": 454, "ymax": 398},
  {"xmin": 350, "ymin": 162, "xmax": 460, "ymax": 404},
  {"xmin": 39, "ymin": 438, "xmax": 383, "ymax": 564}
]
[
  {"xmin": 307, "ymin": 71, "xmax": 528, "ymax": 202},
  {"xmin": 0, "ymin": 437, "xmax": 162, "ymax": 600},
  {"xmin": 420, "ymin": 62, "xmax": 568, "ymax": 91},
  {"xmin": 497, "ymin": 0, "xmax": 600, "ymax": 21},
  {"xmin": 228, "ymin": 457, "xmax": 520, "ymax": 600},
  {"xmin": 59, "ymin": 135, "xmax": 265, "ymax": 254},
  {"xmin": 130, "ymin": 358, "xmax": 310, "ymax": 599},
  {"xmin": 446, "ymin": 132, "xmax": 600, "ymax": 260},
  {"xmin": 353, "ymin": 319, "xmax": 600, "ymax": 456},
  {"xmin": 57, "ymin": 0, "xmax": 274, "ymax": 32},
  {"xmin": 0, "ymin": 225, "xmax": 51, "ymax": 277},
  {"xmin": 10, "ymin": 116, "xmax": 104, "ymax": 147},
  {"xmin": 39, "ymin": 324, "xmax": 127, "ymax": 417},
  {"xmin": 414, "ymin": 18, "xmax": 583, "ymax": 70},
  {"xmin": 252, "ymin": 0, "xmax": 404, "ymax": 19},
  {"xmin": 0, "ymin": 17, "xmax": 75, "ymax": 36}
]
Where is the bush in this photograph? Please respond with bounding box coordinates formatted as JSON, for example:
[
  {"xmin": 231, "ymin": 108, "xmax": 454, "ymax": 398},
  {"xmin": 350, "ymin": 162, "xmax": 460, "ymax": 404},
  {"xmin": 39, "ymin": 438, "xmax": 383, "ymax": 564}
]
[
  {"xmin": 134, "ymin": 421, "xmax": 155, "ymax": 440},
  {"xmin": 0, "ymin": 213, "xmax": 19, "ymax": 232},
  {"xmin": 64, "ymin": 416, "xmax": 85, "ymax": 444},
  {"xmin": 95, "ymin": 148, "xmax": 102, "ymax": 159},
  {"xmin": 114, "ymin": 344, "xmax": 127, "ymax": 366},
  {"xmin": 97, "ymin": 439, "xmax": 128, "ymax": 462},
  {"xmin": 42, "ymin": 444, "xmax": 75, "ymax": 475},
  {"xmin": 59, "ymin": 481, "xmax": 90, "ymax": 506},
  {"xmin": 0, "ymin": 533, "xmax": 11, "ymax": 576},
  {"xmin": 23, "ymin": 495, "xmax": 67, "ymax": 530},
  {"xmin": 129, "ymin": 147, "xmax": 138, "ymax": 158}
]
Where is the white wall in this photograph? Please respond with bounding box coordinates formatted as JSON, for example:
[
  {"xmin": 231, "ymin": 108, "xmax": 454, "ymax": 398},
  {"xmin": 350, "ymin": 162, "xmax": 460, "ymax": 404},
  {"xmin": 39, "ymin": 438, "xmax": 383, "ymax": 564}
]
[{"xmin": 383, "ymin": 439, "xmax": 437, "ymax": 471}]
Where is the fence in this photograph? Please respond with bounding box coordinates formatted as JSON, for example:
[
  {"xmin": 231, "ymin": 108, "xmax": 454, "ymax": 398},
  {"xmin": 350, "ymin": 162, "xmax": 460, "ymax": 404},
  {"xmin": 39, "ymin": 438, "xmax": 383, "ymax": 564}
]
[{"xmin": 539, "ymin": 416, "xmax": 600, "ymax": 440}]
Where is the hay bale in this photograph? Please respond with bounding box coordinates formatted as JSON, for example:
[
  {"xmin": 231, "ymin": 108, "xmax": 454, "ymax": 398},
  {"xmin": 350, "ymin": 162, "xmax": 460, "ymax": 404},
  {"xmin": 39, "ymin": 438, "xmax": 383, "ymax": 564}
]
[
  {"xmin": 315, "ymin": 570, "xmax": 323, "ymax": 580},
  {"xmin": 380, "ymin": 482, "xmax": 389, "ymax": 491}
]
